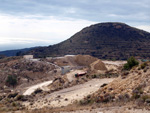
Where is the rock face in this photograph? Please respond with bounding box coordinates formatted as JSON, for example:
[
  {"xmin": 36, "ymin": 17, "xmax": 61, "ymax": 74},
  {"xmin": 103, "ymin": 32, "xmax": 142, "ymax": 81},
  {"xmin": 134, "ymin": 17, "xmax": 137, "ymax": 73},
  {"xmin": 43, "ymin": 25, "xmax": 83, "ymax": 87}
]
[{"xmin": 26, "ymin": 22, "xmax": 150, "ymax": 60}]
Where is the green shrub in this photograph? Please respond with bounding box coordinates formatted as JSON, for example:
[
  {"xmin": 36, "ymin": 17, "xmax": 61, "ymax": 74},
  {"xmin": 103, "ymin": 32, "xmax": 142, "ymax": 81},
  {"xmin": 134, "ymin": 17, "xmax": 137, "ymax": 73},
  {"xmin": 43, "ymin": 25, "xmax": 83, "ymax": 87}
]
[
  {"xmin": 124, "ymin": 56, "xmax": 139, "ymax": 70},
  {"xmin": 6, "ymin": 75, "xmax": 17, "ymax": 87},
  {"xmin": 123, "ymin": 63, "xmax": 130, "ymax": 70}
]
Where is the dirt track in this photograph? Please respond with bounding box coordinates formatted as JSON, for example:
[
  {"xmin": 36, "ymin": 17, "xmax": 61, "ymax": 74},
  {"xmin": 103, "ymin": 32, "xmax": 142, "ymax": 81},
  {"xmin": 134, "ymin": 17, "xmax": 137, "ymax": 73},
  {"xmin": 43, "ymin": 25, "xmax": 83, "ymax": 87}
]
[
  {"xmin": 25, "ymin": 78, "xmax": 114, "ymax": 109},
  {"xmin": 23, "ymin": 80, "xmax": 52, "ymax": 95},
  {"xmin": 102, "ymin": 60, "xmax": 126, "ymax": 66}
]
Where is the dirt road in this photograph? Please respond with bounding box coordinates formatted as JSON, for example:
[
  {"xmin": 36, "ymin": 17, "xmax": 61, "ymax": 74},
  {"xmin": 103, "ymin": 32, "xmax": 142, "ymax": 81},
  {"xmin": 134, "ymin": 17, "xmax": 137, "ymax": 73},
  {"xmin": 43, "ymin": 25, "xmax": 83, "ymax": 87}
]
[
  {"xmin": 102, "ymin": 60, "xmax": 126, "ymax": 66},
  {"xmin": 25, "ymin": 78, "xmax": 114, "ymax": 109},
  {"xmin": 23, "ymin": 80, "xmax": 52, "ymax": 95}
]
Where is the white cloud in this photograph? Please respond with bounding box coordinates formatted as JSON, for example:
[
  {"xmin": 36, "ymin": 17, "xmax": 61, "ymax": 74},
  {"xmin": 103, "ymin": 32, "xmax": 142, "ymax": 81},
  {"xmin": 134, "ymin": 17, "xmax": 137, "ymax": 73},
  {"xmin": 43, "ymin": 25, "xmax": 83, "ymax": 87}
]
[
  {"xmin": 0, "ymin": 14, "xmax": 96, "ymax": 51},
  {"xmin": 136, "ymin": 25, "xmax": 150, "ymax": 33}
]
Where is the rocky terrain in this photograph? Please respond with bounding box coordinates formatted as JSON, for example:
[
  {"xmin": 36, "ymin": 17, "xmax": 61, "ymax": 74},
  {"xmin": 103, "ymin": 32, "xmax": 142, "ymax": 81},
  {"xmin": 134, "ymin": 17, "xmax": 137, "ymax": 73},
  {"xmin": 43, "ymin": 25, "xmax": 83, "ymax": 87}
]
[
  {"xmin": 25, "ymin": 59, "xmax": 150, "ymax": 113},
  {"xmin": 0, "ymin": 55, "xmax": 149, "ymax": 113},
  {"xmin": 0, "ymin": 56, "xmax": 60, "ymax": 95},
  {"xmin": 79, "ymin": 61, "xmax": 150, "ymax": 111},
  {"xmin": 0, "ymin": 55, "xmax": 119, "ymax": 112},
  {"xmin": 24, "ymin": 22, "xmax": 150, "ymax": 60}
]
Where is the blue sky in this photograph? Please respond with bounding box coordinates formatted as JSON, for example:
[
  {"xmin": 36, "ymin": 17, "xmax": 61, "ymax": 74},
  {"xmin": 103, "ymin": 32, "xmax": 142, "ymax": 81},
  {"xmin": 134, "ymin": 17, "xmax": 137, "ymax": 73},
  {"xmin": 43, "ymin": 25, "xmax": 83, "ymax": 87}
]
[{"xmin": 0, "ymin": 0, "xmax": 150, "ymax": 51}]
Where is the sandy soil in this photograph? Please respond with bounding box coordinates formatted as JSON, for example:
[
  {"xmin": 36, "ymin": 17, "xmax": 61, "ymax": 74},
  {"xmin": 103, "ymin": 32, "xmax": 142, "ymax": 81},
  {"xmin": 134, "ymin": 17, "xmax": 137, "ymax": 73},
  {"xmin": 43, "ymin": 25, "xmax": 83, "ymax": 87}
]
[
  {"xmin": 102, "ymin": 60, "xmax": 126, "ymax": 72},
  {"xmin": 61, "ymin": 106, "xmax": 150, "ymax": 113},
  {"xmin": 102, "ymin": 60, "xmax": 126, "ymax": 66},
  {"xmin": 23, "ymin": 80, "xmax": 52, "ymax": 95},
  {"xmin": 24, "ymin": 78, "xmax": 114, "ymax": 109}
]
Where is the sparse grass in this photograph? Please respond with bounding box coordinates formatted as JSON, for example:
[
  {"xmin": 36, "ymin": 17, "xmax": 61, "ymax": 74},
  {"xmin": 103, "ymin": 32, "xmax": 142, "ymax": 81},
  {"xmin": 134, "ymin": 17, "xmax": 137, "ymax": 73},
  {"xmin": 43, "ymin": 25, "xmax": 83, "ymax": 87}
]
[
  {"xmin": 132, "ymin": 86, "xmax": 143, "ymax": 100},
  {"xmin": 140, "ymin": 62, "xmax": 147, "ymax": 69},
  {"xmin": 79, "ymin": 98, "xmax": 94, "ymax": 105},
  {"xmin": 141, "ymin": 95, "xmax": 150, "ymax": 102},
  {"xmin": 91, "ymin": 73, "xmax": 118, "ymax": 79}
]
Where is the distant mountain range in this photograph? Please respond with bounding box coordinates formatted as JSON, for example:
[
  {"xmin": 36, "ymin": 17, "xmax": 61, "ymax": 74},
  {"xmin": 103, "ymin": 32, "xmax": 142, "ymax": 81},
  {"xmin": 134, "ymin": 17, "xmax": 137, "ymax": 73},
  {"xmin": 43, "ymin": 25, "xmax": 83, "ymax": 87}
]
[
  {"xmin": 1, "ymin": 22, "xmax": 150, "ymax": 60},
  {"xmin": 0, "ymin": 47, "xmax": 37, "ymax": 57},
  {"xmin": 25, "ymin": 22, "xmax": 150, "ymax": 60}
]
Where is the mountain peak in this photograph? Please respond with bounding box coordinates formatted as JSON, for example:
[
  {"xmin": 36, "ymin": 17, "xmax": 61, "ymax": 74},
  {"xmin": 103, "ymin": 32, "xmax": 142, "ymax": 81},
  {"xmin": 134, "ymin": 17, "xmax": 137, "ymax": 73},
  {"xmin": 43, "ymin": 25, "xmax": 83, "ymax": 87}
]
[{"xmin": 26, "ymin": 22, "xmax": 150, "ymax": 60}]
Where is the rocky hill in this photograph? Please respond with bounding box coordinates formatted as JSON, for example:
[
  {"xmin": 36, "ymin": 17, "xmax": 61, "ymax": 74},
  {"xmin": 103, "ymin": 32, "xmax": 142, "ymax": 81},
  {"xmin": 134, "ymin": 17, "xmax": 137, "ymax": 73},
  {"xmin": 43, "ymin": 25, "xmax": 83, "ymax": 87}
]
[
  {"xmin": 26, "ymin": 22, "xmax": 150, "ymax": 60},
  {"xmin": 0, "ymin": 57, "xmax": 58, "ymax": 91},
  {"xmin": 81, "ymin": 61, "xmax": 150, "ymax": 108}
]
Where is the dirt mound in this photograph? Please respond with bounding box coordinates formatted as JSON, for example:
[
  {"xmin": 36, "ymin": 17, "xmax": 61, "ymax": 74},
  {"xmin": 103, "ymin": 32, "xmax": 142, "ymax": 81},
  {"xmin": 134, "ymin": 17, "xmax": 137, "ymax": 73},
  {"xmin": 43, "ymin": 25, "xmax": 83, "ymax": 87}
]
[
  {"xmin": 47, "ymin": 55, "xmax": 100, "ymax": 67},
  {"xmin": 46, "ymin": 55, "xmax": 78, "ymax": 67},
  {"xmin": 74, "ymin": 55, "xmax": 98, "ymax": 66},
  {"xmin": 90, "ymin": 60, "xmax": 107, "ymax": 71}
]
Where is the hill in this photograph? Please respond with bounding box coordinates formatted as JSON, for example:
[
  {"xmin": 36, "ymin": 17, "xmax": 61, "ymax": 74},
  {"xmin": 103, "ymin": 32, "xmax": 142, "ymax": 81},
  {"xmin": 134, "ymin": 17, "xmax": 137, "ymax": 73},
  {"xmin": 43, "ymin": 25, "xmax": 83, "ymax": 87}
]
[{"xmin": 24, "ymin": 22, "xmax": 150, "ymax": 60}]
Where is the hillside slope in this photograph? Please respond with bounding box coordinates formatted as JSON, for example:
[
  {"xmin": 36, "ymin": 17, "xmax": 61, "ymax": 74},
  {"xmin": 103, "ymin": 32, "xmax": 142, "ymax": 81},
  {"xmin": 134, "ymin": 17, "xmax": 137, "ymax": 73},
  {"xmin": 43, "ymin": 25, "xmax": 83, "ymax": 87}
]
[
  {"xmin": 81, "ymin": 62, "xmax": 150, "ymax": 107},
  {"xmin": 26, "ymin": 22, "xmax": 150, "ymax": 60}
]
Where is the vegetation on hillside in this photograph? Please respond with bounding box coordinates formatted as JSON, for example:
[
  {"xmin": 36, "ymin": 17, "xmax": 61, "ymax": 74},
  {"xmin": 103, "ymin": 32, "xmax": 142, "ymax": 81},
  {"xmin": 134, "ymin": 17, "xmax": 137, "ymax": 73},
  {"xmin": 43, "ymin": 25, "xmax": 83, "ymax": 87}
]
[
  {"xmin": 123, "ymin": 56, "xmax": 139, "ymax": 70},
  {"xmin": 79, "ymin": 62, "xmax": 150, "ymax": 108},
  {"xmin": 6, "ymin": 75, "xmax": 17, "ymax": 87}
]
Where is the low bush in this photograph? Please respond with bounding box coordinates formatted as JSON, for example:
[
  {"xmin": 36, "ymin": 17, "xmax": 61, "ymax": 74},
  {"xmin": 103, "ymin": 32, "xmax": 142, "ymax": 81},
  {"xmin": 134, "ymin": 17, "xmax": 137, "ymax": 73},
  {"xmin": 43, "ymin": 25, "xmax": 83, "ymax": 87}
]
[
  {"xmin": 140, "ymin": 62, "xmax": 147, "ymax": 69},
  {"xmin": 132, "ymin": 86, "xmax": 143, "ymax": 99},
  {"xmin": 79, "ymin": 98, "xmax": 94, "ymax": 105},
  {"xmin": 7, "ymin": 92, "xmax": 18, "ymax": 98},
  {"xmin": 16, "ymin": 95, "xmax": 27, "ymax": 101},
  {"xmin": 141, "ymin": 95, "xmax": 150, "ymax": 102},
  {"xmin": 124, "ymin": 56, "xmax": 139, "ymax": 70},
  {"xmin": 6, "ymin": 75, "xmax": 17, "ymax": 87},
  {"xmin": 34, "ymin": 88, "xmax": 42, "ymax": 94}
]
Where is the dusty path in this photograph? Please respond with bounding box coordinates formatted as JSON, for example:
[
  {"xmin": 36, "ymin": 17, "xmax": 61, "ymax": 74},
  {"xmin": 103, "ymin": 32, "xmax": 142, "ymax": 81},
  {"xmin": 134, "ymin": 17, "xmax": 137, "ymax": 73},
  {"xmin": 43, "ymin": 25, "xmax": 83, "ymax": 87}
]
[
  {"xmin": 102, "ymin": 60, "xmax": 126, "ymax": 66},
  {"xmin": 61, "ymin": 106, "xmax": 150, "ymax": 113},
  {"xmin": 25, "ymin": 78, "xmax": 114, "ymax": 109},
  {"xmin": 23, "ymin": 80, "xmax": 52, "ymax": 95}
]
